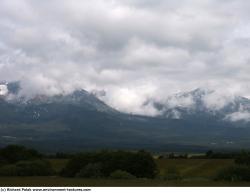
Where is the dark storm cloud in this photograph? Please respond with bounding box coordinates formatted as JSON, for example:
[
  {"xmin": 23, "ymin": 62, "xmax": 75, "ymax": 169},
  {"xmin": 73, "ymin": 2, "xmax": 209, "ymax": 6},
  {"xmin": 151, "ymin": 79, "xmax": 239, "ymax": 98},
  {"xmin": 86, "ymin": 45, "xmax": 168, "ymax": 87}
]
[{"xmin": 1, "ymin": 0, "xmax": 250, "ymax": 114}]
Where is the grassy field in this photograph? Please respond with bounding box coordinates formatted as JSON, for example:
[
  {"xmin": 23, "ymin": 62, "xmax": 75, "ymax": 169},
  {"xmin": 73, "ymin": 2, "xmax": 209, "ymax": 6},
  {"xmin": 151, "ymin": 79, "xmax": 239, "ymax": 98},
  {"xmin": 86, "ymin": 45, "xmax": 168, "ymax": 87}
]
[
  {"xmin": 156, "ymin": 159, "xmax": 235, "ymax": 179},
  {"xmin": 0, "ymin": 158, "xmax": 249, "ymax": 187},
  {"xmin": 47, "ymin": 159, "xmax": 69, "ymax": 173},
  {"xmin": 1, "ymin": 176, "xmax": 250, "ymax": 187}
]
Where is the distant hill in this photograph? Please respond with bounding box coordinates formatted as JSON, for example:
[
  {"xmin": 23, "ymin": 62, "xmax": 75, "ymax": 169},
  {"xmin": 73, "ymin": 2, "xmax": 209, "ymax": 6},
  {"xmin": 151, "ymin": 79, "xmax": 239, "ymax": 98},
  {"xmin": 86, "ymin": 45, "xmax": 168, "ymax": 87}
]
[{"xmin": 1, "ymin": 82, "xmax": 250, "ymax": 152}]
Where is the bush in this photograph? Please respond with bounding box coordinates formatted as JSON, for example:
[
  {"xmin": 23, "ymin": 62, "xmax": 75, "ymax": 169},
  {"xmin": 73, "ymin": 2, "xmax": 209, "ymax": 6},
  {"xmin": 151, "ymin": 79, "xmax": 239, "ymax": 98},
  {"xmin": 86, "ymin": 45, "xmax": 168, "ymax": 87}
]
[
  {"xmin": 0, "ymin": 145, "xmax": 42, "ymax": 164},
  {"xmin": 127, "ymin": 150, "xmax": 158, "ymax": 178},
  {"xmin": 55, "ymin": 152, "xmax": 74, "ymax": 159},
  {"xmin": 110, "ymin": 170, "xmax": 136, "ymax": 179},
  {"xmin": 61, "ymin": 150, "xmax": 157, "ymax": 178},
  {"xmin": 76, "ymin": 163, "xmax": 103, "ymax": 178},
  {"xmin": 0, "ymin": 165, "xmax": 18, "ymax": 176},
  {"xmin": 235, "ymin": 151, "xmax": 250, "ymax": 166},
  {"xmin": 205, "ymin": 150, "xmax": 238, "ymax": 159},
  {"xmin": 0, "ymin": 160, "xmax": 54, "ymax": 176},
  {"xmin": 206, "ymin": 150, "xmax": 214, "ymax": 158},
  {"xmin": 0, "ymin": 159, "xmax": 7, "ymax": 167},
  {"xmin": 163, "ymin": 167, "xmax": 182, "ymax": 181},
  {"xmin": 15, "ymin": 160, "xmax": 55, "ymax": 176},
  {"xmin": 215, "ymin": 165, "xmax": 250, "ymax": 182},
  {"xmin": 60, "ymin": 152, "xmax": 94, "ymax": 177}
]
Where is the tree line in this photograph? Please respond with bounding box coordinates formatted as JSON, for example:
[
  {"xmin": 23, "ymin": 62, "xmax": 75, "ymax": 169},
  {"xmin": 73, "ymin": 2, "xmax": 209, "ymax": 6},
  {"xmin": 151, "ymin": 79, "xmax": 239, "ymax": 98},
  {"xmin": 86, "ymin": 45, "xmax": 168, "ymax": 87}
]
[
  {"xmin": 2, "ymin": 145, "xmax": 250, "ymax": 181},
  {"xmin": 0, "ymin": 145, "xmax": 157, "ymax": 179}
]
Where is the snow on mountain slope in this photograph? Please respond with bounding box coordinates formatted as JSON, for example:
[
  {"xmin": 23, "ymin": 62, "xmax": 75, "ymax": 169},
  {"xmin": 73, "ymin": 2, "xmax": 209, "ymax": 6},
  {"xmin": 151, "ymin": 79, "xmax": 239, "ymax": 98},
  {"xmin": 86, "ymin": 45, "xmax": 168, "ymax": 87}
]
[
  {"xmin": 145, "ymin": 88, "xmax": 250, "ymax": 122},
  {"xmin": 2, "ymin": 81, "xmax": 250, "ymax": 122},
  {"xmin": 1, "ymin": 83, "xmax": 250, "ymax": 151}
]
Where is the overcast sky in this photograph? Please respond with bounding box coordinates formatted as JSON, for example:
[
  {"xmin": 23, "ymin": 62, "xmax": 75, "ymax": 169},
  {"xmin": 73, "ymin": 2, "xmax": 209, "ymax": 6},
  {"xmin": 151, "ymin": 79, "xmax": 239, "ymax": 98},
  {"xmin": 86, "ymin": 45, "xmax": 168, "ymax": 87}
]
[{"xmin": 1, "ymin": 0, "xmax": 250, "ymax": 114}]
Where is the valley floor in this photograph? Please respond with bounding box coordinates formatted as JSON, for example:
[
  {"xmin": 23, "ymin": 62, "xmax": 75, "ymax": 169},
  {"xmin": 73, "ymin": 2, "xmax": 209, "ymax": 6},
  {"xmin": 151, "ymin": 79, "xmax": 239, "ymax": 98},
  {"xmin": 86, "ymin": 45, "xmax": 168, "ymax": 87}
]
[
  {"xmin": 1, "ymin": 177, "xmax": 250, "ymax": 187},
  {"xmin": 1, "ymin": 159, "xmax": 250, "ymax": 187}
]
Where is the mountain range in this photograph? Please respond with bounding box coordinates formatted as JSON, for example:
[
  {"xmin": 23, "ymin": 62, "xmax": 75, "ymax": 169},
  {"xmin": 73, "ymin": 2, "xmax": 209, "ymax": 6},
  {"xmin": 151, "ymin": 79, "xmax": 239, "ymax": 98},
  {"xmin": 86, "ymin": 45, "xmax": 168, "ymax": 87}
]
[{"xmin": 1, "ymin": 82, "xmax": 250, "ymax": 152}]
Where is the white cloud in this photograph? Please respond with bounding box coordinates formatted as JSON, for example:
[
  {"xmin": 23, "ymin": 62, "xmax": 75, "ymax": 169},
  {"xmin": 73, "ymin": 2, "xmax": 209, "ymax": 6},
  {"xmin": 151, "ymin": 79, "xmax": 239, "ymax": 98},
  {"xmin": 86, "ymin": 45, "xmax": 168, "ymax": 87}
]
[
  {"xmin": 164, "ymin": 95, "xmax": 195, "ymax": 109},
  {"xmin": 0, "ymin": 0, "xmax": 250, "ymax": 114},
  {"xmin": 225, "ymin": 111, "xmax": 250, "ymax": 122},
  {"xmin": 0, "ymin": 84, "xmax": 8, "ymax": 95},
  {"xmin": 100, "ymin": 84, "xmax": 159, "ymax": 116},
  {"xmin": 203, "ymin": 91, "xmax": 235, "ymax": 111}
]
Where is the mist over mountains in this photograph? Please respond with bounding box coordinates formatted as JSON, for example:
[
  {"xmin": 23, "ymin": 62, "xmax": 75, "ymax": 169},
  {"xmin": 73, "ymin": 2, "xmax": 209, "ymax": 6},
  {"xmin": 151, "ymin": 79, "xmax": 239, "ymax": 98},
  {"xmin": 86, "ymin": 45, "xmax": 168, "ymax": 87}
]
[
  {"xmin": 2, "ymin": 0, "xmax": 250, "ymax": 117},
  {"xmin": 1, "ymin": 81, "xmax": 250, "ymax": 152},
  {"xmin": 148, "ymin": 88, "xmax": 250, "ymax": 123},
  {"xmin": 1, "ymin": 1, "xmax": 250, "ymax": 153},
  {"xmin": 2, "ymin": 81, "xmax": 250, "ymax": 122}
]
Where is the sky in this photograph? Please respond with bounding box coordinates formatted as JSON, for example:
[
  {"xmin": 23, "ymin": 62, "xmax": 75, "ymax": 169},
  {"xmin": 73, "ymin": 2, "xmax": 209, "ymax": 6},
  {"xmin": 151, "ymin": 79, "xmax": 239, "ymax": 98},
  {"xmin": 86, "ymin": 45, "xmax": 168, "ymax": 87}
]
[{"xmin": 1, "ymin": 0, "xmax": 250, "ymax": 114}]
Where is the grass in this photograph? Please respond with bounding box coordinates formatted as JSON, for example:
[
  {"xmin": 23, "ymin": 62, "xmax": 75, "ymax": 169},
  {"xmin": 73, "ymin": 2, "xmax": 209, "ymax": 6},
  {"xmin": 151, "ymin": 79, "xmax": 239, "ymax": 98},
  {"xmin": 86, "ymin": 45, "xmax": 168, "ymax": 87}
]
[
  {"xmin": 0, "ymin": 158, "xmax": 249, "ymax": 187},
  {"xmin": 1, "ymin": 177, "xmax": 250, "ymax": 187},
  {"xmin": 46, "ymin": 159, "xmax": 69, "ymax": 173},
  {"xmin": 156, "ymin": 159, "xmax": 234, "ymax": 179}
]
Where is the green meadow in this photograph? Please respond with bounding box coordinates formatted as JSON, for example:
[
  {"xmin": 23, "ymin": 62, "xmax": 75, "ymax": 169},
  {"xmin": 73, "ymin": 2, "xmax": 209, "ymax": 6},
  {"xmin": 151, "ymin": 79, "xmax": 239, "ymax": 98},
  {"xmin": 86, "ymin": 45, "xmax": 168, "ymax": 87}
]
[{"xmin": 1, "ymin": 158, "xmax": 249, "ymax": 187}]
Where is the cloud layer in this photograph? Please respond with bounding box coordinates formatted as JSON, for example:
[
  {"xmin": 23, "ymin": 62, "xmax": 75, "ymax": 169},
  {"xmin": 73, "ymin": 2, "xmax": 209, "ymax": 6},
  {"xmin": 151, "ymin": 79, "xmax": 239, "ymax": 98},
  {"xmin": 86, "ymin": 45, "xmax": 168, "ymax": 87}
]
[{"xmin": 1, "ymin": 0, "xmax": 250, "ymax": 114}]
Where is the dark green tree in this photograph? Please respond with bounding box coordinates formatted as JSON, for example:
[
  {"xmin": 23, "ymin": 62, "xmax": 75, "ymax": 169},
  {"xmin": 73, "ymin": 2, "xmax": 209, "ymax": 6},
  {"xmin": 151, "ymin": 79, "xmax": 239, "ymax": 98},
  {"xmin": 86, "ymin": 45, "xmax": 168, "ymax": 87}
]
[
  {"xmin": 61, "ymin": 150, "xmax": 157, "ymax": 178},
  {"xmin": 235, "ymin": 151, "xmax": 250, "ymax": 166},
  {"xmin": 0, "ymin": 145, "xmax": 42, "ymax": 164}
]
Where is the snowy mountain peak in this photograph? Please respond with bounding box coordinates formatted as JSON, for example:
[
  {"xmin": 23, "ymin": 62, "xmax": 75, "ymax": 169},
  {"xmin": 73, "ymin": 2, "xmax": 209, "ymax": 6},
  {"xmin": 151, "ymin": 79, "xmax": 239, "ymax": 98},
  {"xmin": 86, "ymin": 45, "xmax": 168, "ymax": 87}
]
[
  {"xmin": 147, "ymin": 88, "xmax": 250, "ymax": 122},
  {"xmin": 176, "ymin": 88, "xmax": 212, "ymax": 98}
]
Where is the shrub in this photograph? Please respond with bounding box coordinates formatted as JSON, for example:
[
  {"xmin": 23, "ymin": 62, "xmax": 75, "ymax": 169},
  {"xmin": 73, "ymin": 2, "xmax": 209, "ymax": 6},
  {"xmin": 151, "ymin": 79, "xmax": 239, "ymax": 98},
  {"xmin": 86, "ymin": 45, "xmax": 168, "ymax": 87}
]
[
  {"xmin": 60, "ymin": 152, "xmax": 94, "ymax": 177},
  {"xmin": 16, "ymin": 160, "xmax": 55, "ymax": 176},
  {"xmin": 0, "ymin": 145, "xmax": 42, "ymax": 164},
  {"xmin": 163, "ymin": 167, "xmax": 182, "ymax": 181},
  {"xmin": 127, "ymin": 150, "xmax": 158, "ymax": 178},
  {"xmin": 0, "ymin": 160, "xmax": 54, "ymax": 176},
  {"xmin": 76, "ymin": 163, "xmax": 103, "ymax": 178},
  {"xmin": 0, "ymin": 165, "xmax": 18, "ymax": 176},
  {"xmin": 206, "ymin": 150, "xmax": 213, "ymax": 158},
  {"xmin": 235, "ymin": 151, "xmax": 250, "ymax": 166},
  {"xmin": 110, "ymin": 170, "xmax": 136, "ymax": 179},
  {"xmin": 0, "ymin": 159, "xmax": 7, "ymax": 167},
  {"xmin": 61, "ymin": 150, "xmax": 157, "ymax": 178},
  {"xmin": 215, "ymin": 165, "xmax": 250, "ymax": 181},
  {"xmin": 55, "ymin": 152, "xmax": 74, "ymax": 159}
]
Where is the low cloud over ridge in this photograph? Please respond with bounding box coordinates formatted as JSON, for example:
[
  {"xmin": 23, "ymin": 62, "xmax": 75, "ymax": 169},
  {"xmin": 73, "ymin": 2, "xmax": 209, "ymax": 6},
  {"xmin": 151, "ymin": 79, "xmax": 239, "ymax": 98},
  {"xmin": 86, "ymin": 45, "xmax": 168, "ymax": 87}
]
[{"xmin": 1, "ymin": 0, "xmax": 250, "ymax": 114}]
